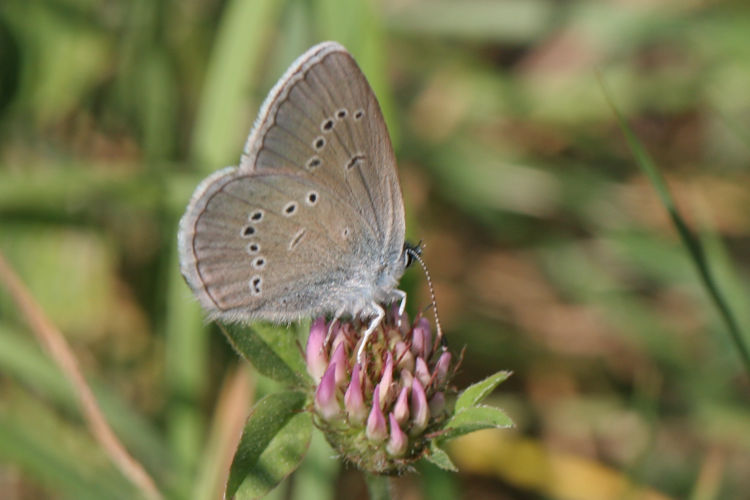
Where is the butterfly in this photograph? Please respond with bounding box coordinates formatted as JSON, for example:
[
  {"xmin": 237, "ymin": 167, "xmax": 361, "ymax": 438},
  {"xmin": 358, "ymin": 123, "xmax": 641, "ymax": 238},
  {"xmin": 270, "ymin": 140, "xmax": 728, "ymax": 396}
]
[{"xmin": 178, "ymin": 42, "xmax": 419, "ymax": 358}]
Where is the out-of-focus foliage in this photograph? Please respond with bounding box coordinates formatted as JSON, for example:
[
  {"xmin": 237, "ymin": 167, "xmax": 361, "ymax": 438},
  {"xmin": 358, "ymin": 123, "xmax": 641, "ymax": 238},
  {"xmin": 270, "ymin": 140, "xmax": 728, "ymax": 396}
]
[{"xmin": 1, "ymin": 0, "xmax": 750, "ymax": 498}]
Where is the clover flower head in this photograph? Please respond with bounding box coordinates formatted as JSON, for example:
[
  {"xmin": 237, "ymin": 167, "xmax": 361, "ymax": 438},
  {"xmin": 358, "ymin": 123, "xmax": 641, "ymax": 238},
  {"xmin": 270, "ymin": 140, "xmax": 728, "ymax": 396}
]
[{"xmin": 306, "ymin": 307, "xmax": 457, "ymax": 474}]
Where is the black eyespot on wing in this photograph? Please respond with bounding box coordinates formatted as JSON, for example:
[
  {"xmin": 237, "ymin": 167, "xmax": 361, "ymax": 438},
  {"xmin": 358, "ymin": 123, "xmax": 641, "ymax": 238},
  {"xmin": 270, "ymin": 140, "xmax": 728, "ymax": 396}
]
[
  {"xmin": 250, "ymin": 276, "xmax": 262, "ymax": 295},
  {"xmin": 284, "ymin": 202, "xmax": 298, "ymax": 216},
  {"xmin": 306, "ymin": 157, "xmax": 322, "ymax": 170}
]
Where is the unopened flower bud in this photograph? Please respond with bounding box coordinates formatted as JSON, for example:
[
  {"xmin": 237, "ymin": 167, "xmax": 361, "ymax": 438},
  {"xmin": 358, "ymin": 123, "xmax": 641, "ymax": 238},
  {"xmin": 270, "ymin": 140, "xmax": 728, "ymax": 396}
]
[
  {"xmin": 429, "ymin": 392, "xmax": 445, "ymax": 416},
  {"xmin": 435, "ymin": 351, "xmax": 452, "ymax": 385},
  {"xmin": 315, "ymin": 362, "xmax": 339, "ymax": 420},
  {"xmin": 331, "ymin": 342, "xmax": 347, "ymax": 386},
  {"xmin": 366, "ymin": 384, "xmax": 387, "ymax": 442},
  {"xmin": 386, "ymin": 413, "xmax": 408, "ymax": 457},
  {"xmin": 411, "ymin": 317, "xmax": 432, "ymax": 360},
  {"xmin": 344, "ymin": 363, "xmax": 367, "ymax": 424},
  {"xmin": 400, "ymin": 370, "xmax": 413, "ymax": 393},
  {"xmin": 393, "ymin": 386, "xmax": 410, "ymax": 425},
  {"xmin": 379, "ymin": 352, "xmax": 394, "ymax": 408},
  {"xmin": 306, "ymin": 317, "xmax": 328, "ymax": 382},
  {"xmin": 330, "ymin": 321, "xmax": 346, "ymax": 352},
  {"xmin": 394, "ymin": 341, "xmax": 414, "ymax": 372},
  {"xmin": 415, "ymin": 357, "xmax": 431, "ymax": 388},
  {"xmin": 410, "ymin": 379, "xmax": 429, "ymax": 434}
]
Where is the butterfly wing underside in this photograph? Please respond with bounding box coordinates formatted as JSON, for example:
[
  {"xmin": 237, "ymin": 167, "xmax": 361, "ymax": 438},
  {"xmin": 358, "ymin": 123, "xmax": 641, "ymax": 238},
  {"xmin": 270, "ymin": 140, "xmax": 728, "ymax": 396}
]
[{"xmin": 178, "ymin": 42, "xmax": 406, "ymax": 322}]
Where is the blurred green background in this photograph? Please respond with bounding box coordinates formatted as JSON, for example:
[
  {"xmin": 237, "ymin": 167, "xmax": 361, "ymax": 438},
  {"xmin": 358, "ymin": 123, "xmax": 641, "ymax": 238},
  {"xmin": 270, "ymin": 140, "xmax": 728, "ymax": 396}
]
[{"xmin": 2, "ymin": 0, "xmax": 750, "ymax": 498}]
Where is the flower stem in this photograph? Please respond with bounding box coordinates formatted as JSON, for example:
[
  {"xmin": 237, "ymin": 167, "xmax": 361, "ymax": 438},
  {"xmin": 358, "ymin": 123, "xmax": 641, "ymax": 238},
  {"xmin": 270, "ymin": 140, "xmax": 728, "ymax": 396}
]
[{"xmin": 364, "ymin": 473, "xmax": 391, "ymax": 500}]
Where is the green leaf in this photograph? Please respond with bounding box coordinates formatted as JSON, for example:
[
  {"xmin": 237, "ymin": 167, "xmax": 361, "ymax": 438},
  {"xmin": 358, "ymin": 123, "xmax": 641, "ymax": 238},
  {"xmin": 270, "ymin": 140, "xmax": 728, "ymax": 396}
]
[
  {"xmin": 440, "ymin": 406, "xmax": 513, "ymax": 442},
  {"xmin": 252, "ymin": 322, "xmax": 309, "ymax": 378},
  {"xmin": 423, "ymin": 442, "xmax": 457, "ymax": 472},
  {"xmin": 234, "ymin": 412, "xmax": 313, "ymax": 500},
  {"xmin": 220, "ymin": 323, "xmax": 307, "ymax": 386},
  {"xmin": 455, "ymin": 370, "xmax": 511, "ymax": 412},
  {"xmin": 226, "ymin": 391, "xmax": 309, "ymax": 498}
]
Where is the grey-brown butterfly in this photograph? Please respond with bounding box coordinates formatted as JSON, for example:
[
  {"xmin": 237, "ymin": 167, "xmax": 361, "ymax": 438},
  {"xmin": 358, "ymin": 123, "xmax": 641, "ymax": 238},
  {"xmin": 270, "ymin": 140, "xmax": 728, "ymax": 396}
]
[{"xmin": 178, "ymin": 42, "xmax": 412, "ymax": 358}]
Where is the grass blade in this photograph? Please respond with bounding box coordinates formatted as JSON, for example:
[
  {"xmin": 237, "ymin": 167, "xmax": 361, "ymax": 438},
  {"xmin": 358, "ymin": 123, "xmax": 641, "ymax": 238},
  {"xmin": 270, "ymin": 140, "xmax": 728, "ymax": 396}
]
[
  {"xmin": 190, "ymin": 0, "xmax": 283, "ymax": 169},
  {"xmin": 193, "ymin": 365, "xmax": 254, "ymax": 500},
  {"xmin": 597, "ymin": 72, "xmax": 750, "ymax": 377}
]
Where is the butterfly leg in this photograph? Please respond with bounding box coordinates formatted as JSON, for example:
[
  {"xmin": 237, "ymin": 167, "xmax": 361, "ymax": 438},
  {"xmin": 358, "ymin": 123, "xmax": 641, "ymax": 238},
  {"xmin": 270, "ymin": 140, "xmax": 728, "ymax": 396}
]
[
  {"xmin": 356, "ymin": 303, "xmax": 385, "ymax": 363},
  {"xmin": 392, "ymin": 289, "xmax": 407, "ymax": 327},
  {"xmin": 326, "ymin": 309, "xmax": 345, "ymax": 346}
]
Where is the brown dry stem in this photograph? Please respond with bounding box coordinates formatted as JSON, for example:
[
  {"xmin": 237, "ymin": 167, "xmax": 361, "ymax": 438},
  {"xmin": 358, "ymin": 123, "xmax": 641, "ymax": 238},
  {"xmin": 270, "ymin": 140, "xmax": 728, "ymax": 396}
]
[
  {"xmin": 0, "ymin": 250, "xmax": 162, "ymax": 500},
  {"xmin": 193, "ymin": 364, "xmax": 254, "ymax": 500}
]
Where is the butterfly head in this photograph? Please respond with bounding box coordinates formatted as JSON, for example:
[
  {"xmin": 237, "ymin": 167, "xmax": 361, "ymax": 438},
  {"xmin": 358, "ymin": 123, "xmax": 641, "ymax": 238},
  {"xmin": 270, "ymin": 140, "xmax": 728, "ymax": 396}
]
[
  {"xmin": 403, "ymin": 240, "xmax": 423, "ymax": 269},
  {"xmin": 401, "ymin": 240, "xmax": 444, "ymax": 345}
]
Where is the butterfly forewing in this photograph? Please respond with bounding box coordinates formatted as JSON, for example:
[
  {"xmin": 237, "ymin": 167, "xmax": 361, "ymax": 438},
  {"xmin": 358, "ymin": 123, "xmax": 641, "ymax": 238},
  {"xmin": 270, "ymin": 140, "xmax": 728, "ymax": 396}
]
[
  {"xmin": 314, "ymin": 48, "xmax": 405, "ymax": 253},
  {"xmin": 242, "ymin": 44, "xmax": 404, "ymax": 253}
]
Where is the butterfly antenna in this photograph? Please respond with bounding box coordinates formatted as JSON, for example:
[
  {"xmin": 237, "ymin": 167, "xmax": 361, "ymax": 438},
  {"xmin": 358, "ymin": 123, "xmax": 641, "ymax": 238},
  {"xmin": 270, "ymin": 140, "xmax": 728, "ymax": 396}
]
[{"xmin": 406, "ymin": 246, "xmax": 445, "ymax": 347}]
